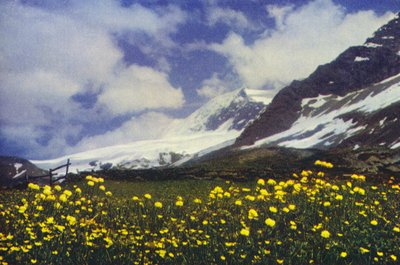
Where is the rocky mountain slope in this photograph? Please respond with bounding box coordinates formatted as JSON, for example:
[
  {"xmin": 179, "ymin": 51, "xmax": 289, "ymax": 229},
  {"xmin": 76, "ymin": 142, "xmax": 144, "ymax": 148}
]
[
  {"xmin": 0, "ymin": 156, "xmax": 47, "ymax": 188},
  {"xmin": 235, "ymin": 13, "xmax": 400, "ymax": 150}
]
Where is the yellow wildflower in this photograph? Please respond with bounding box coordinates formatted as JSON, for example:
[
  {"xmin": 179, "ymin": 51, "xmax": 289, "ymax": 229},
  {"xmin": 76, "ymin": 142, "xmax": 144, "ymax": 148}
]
[
  {"xmin": 240, "ymin": 227, "xmax": 250, "ymax": 236},
  {"xmin": 248, "ymin": 209, "xmax": 258, "ymax": 220},
  {"xmin": 265, "ymin": 218, "xmax": 276, "ymax": 228},
  {"xmin": 320, "ymin": 230, "xmax": 330, "ymax": 238}
]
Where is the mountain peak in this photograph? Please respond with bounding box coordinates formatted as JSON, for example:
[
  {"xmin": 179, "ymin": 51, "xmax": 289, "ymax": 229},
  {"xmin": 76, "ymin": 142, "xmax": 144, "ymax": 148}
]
[
  {"xmin": 236, "ymin": 14, "xmax": 400, "ymax": 147},
  {"xmin": 165, "ymin": 88, "xmax": 271, "ymax": 136},
  {"xmin": 364, "ymin": 12, "xmax": 400, "ymax": 52}
]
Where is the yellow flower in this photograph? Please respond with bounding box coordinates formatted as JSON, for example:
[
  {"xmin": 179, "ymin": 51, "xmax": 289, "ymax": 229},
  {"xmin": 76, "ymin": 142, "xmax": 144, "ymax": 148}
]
[
  {"xmin": 105, "ymin": 191, "xmax": 112, "ymax": 196},
  {"xmin": 288, "ymin": 204, "xmax": 296, "ymax": 210},
  {"xmin": 393, "ymin": 226, "xmax": 400, "ymax": 233},
  {"xmin": 235, "ymin": 200, "xmax": 242, "ymax": 206},
  {"xmin": 59, "ymin": 194, "xmax": 68, "ymax": 202},
  {"xmin": 31, "ymin": 259, "xmax": 37, "ymax": 264},
  {"xmin": 314, "ymin": 160, "xmax": 333, "ymax": 168},
  {"xmin": 220, "ymin": 255, "xmax": 226, "ymax": 261},
  {"xmin": 55, "ymin": 225, "xmax": 65, "ymax": 232},
  {"xmin": 267, "ymin": 179, "xmax": 277, "ymax": 185},
  {"xmin": 87, "ymin": 181, "xmax": 95, "ymax": 186},
  {"xmin": 277, "ymin": 259, "xmax": 284, "ymax": 264},
  {"xmin": 265, "ymin": 218, "xmax": 276, "ymax": 228},
  {"xmin": 154, "ymin": 202, "xmax": 163, "ymax": 208},
  {"xmin": 335, "ymin": 194, "xmax": 343, "ymax": 200},
  {"xmin": 28, "ymin": 183, "xmax": 40, "ymax": 190},
  {"xmin": 377, "ymin": 251, "xmax": 384, "ymax": 257},
  {"xmin": 158, "ymin": 249, "xmax": 166, "ymax": 258},
  {"xmin": 104, "ymin": 237, "xmax": 113, "ymax": 248},
  {"xmin": 257, "ymin": 179, "xmax": 265, "ymax": 186},
  {"xmin": 66, "ymin": 215, "xmax": 77, "ymax": 226},
  {"xmin": 193, "ymin": 198, "xmax": 202, "ymax": 204},
  {"xmin": 132, "ymin": 196, "xmax": 139, "ymax": 201},
  {"xmin": 245, "ymin": 195, "xmax": 255, "ymax": 201},
  {"xmin": 340, "ymin": 252, "xmax": 347, "ymax": 258},
  {"xmin": 390, "ymin": 255, "xmax": 397, "ymax": 261},
  {"xmin": 269, "ymin": 206, "xmax": 278, "ymax": 213},
  {"xmin": 144, "ymin": 194, "xmax": 152, "ymax": 199},
  {"xmin": 323, "ymin": 201, "xmax": 331, "ymax": 207},
  {"xmin": 175, "ymin": 200, "xmax": 184, "ymax": 207},
  {"xmin": 248, "ymin": 209, "xmax": 258, "ymax": 220},
  {"xmin": 320, "ymin": 230, "xmax": 330, "ymax": 238},
  {"xmin": 240, "ymin": 227, "xmax": 250, "ymax": 237},
  {"xmin": 75, "ymin": 187, "xmax": 82, "ymax": 193},
  {"xmin": 99, "ymin": 185, "xmax": 106, "ymax": 191},
  {"xmin": 359, "ymin": 247, "xmax": 370, "ymax": 254},
  {"xmin": 370, "ymin": 220, "xmax": 378, "ymax": 226},
  {"xmin": 54, "ymin": 185, "xmax": 62, "ymax": 191}
]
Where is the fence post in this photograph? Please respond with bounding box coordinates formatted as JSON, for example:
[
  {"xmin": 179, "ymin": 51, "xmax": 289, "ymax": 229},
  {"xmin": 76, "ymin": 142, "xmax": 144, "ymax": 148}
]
[
  {"xmin": 65, "ymin": 159, "xmax": 70, "ymax": 181},
  {"xmin": 49, "ymin": 169, "xmax": 53, "ymax": 186},
  {"xmin": 25, "ymin": 172, "xmax": 28, "ymax": 186}
]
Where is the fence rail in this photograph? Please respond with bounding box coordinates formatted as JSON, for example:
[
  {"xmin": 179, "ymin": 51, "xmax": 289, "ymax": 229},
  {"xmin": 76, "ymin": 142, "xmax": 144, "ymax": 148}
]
[{"xmin": 23, "ymin": 159, "xmax": 71, "ymax": 186}]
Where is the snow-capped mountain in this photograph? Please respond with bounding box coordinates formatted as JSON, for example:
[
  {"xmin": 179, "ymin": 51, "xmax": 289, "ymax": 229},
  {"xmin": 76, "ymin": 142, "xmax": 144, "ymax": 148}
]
[
  {"xmin": 32, "ymin": 88, "xmax": 271, "ymax": 172},
  {"xmin": 165, "ymin": 88, "xmax": 270, "ymax": 136},
  {"xmin": 236, "ymin": 13, "xmax": 400, "ymax": 151}
]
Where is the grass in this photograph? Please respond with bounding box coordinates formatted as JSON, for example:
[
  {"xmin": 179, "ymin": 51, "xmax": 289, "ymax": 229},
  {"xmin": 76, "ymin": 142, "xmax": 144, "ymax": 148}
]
[{"xmin": 0, "ymin": 161, "xmax": 399, "ymax": 265}]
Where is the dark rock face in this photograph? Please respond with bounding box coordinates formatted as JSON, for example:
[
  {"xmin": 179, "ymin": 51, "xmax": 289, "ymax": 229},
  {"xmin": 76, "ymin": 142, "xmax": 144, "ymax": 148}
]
[
  {"xmin": 337, "ymin": 101, "xmax": 400, "ymax": 148},
  {"xmin": 236, "ymin": 14, "xmax": 400, "ymax": 147},
  {"xmin": 205, "ymin": 93, "xmax": 265, "ymax": 131},
  {"xmin": 0, "ymin": 156, "xmax": 47, "ymax": 188}
]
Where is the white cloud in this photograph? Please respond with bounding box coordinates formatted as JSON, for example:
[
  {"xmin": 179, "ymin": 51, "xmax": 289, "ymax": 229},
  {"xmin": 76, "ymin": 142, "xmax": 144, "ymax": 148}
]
[
  {"xmin": 211, "ymin": 0, "xmax": 395, "ymax": 89},
  {"xmin": 0, "ymin": 1, "xmax": 187, "ymax": 158},
  {"xmin": 99, "ymin": 65, "xmax": 185, "ymax": 115},
  {"xmin": 197, "ymin": 73, "xmax": 235, "ymax": 98},
  {"xmin": 68, "ymin": 112, "xmax": 175, "ymax": 153},
  {"xmin": 207, "ymin": 7, "xmax": 255, "ymax": 31}
]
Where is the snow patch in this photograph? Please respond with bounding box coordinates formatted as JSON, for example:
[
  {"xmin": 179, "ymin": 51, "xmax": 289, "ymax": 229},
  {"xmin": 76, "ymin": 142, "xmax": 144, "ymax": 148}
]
[
  {"xmin": 364, "ymin": 42, "xmax": 383, "ymax": 48},
  {"xmin": 379, "ymin": 117, "xmax": 387, "ymax": 127},
  {"xmin": 354, "ymin": 56, "xmax": 369, "ymax": 62},
  {"xmin": 301, "ymin": 94, "xmax": 331, "ymax": 109},
  {"xmin": 391, "ymin": 141, "xmax": 400, "ymax": 149},
  {"xmin": 14, "ymin": 163, "xmax": 23, "ymax": 172},
  {"xmin": 381, "ymin": 36, "xmax": 395, "ymax": 39},
  {"xmin": 12, "ymin": 169, "xmax": 27, "ymax": 179}
]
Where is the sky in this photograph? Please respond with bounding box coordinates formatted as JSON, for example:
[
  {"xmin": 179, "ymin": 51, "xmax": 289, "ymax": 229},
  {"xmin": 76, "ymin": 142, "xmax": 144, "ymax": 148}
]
[{"xmin": 0, "ymin": 0, "xmax": 398, "ymax": 159}]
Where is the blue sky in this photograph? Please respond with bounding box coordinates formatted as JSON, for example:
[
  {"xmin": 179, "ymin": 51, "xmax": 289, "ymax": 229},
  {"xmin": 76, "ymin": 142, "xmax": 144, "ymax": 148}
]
[{"xmin": 0, "ymin": 0, "xmax": 398, "ymax": 159}]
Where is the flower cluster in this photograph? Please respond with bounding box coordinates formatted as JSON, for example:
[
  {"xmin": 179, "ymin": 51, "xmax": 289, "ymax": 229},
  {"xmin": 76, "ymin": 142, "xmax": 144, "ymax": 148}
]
[{"xmin": 1, "ymin": 162, "xmax": 399, "ymax": 265}]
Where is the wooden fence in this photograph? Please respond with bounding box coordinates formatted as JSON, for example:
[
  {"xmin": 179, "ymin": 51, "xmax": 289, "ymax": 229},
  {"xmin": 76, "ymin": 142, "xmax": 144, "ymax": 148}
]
[{"xmin": 18, "ymin": 159, "xmax": 71, "ymax": 186}]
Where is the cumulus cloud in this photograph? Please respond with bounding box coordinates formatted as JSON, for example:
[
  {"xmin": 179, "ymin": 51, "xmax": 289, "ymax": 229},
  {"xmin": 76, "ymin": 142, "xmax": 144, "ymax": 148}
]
[
  {"xmin": 196, "ymin": 73, "xmax": 238, "ymax": 98},
  {"xmin": 207, "ymin": 7, "xmax": 255, "ymax": 32},
  {"xmin": 211, "ymin": 0, "xmax": 395, "ymax": 89},
  {"xmin": 99, "ymin": 65, "xmax": 185, "ymax": 115},
  {"xmin": 68, "ymin": 112, "xmax": 174, "ymax": 153},
  {"xmin": 0, "ymin": 0, "xmax": 186, "ymax": 158}
]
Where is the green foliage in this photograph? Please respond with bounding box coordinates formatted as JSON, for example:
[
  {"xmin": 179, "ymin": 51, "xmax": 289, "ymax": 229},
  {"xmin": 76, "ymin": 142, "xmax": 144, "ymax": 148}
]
[{"xmin": 1, "ymin": 164, "xmax": 399, "ymax": 265}]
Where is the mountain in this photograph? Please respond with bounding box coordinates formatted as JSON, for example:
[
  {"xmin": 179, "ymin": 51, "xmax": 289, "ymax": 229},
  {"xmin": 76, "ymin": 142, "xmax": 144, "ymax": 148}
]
[
  {"xmin": 235, "ymin": 13, "xmax": 400, "ymax": 151},
  {"xmin": 0, "ymin": 156, "xmax": 47, "ymax": 188},
  {"xmin": 32, "ymin": 88, "xmax": 271, "ymax": 172},
  {"xmin": 165, "ymin": 88, "xmax": 270, "ymax": 136}
]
